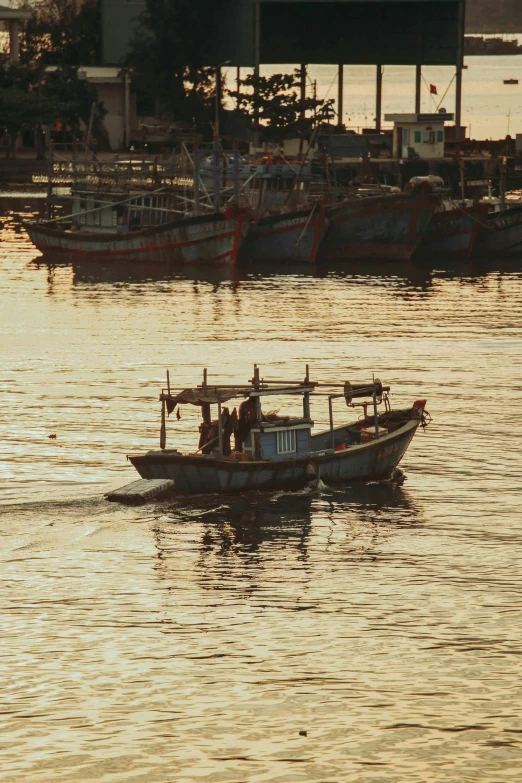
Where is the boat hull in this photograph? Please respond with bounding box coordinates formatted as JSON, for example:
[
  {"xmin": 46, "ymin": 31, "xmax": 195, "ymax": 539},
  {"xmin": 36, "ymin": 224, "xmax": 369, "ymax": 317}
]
[
  {"xmin": 23, "ymin": 212, "xmax": 250, "ymax": 265},
  {"xmin": 321, "ymin": 188, "xmax": 437, "ymax": 262},
  {"xmin": 475, "ymin": 203, "xmax": 522, "ymax": 256},
  {"xmin": 239, "ymin": 204, "xmax": 328, "ymax": 263},
  {"xmin": 129, "ymin": 418, "xmax": 420, "ymax": 494},
  {"xmin": 415, "ymin": 203, "xmax": 489, "ymax": 260}
]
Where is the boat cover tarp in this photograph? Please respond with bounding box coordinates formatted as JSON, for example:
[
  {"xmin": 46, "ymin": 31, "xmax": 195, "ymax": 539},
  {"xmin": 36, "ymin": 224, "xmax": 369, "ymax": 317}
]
[{"xmin": 165, "ymin": 387, "xmax": 249, "ymax": 409}]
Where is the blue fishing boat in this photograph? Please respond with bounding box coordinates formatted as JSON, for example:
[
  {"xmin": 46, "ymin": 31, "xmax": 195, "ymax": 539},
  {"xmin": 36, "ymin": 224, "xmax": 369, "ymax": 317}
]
[
  {"xmin": 128, "ymin": 365, "xmax": 429, "ymax": 494},
  {"xmin": 414, "ymin": 202, "xmax": 489, "ymax": 260},
  {"xmin": 239, "ymin": 202, "xmax": 328, "ymax": 264},
  {"xmin": 475, "ymin": 202, "xmax": 522, "ymax": 256}
]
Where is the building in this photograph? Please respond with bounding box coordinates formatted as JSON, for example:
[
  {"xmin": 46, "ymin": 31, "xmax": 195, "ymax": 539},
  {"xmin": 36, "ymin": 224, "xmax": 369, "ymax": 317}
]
[
  {"xmin": 101, "ymin": 0, "xmax": 466, "ymax": 137},
  {"xmin": 384, "ymin": 112, "xmax": 454, "ymax": 159},
  {"xmin": 0, "ymin": 4, "xmax": 31, "ymax": 63},
  {"xmin": 45, "ymin": 66, "xmax": 136, "ymax": 150}
]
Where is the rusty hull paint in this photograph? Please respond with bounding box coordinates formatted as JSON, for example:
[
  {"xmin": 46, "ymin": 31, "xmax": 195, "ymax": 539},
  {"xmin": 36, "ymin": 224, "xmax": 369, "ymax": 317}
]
[
  {"xmin": 128, "ymin": 418, "xmax": 420, "ymax": 494},
  {"xmin": 239, "ymin": 204, "xmax": 328, "ymax": 263},
  {"xmin": 415, "ymin": 203, "xmax": 489, "ymax": 260},
  {"xmin": 23, "ymin": 212, "xmax": 250, "ymax": 265},
  {"xmin": 321, "ymin": 188, "xmax": 437, "ymax": 262}
]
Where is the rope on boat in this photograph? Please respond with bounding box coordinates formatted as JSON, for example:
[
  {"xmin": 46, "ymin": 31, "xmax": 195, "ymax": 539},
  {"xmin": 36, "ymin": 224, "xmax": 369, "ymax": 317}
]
[
  {"xmin": 295, "ymin": 201, "xmax": 319, "ymax": 246},
  {"xmin": 447, "ymin": 198, "xmax": 495, "ymax": 232}
]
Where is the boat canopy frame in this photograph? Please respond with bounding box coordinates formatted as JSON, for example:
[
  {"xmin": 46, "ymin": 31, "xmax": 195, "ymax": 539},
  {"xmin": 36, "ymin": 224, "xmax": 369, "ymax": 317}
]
[{"xmin": 157, "ymin": 365, "xmax": 390, "ymax": 455}]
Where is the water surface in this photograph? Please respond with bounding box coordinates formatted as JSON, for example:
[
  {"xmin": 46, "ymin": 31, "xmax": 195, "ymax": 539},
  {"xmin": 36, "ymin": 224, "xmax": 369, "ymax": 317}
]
[{"xmin": 1, "ymin": 200, "xmax": 522, "ymax": 782}]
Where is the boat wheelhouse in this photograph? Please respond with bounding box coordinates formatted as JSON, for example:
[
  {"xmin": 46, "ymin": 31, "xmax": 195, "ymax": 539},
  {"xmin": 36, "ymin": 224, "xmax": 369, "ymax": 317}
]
[{"xmin": 128, "ymin": 365, "xmax": 429, "ymax": 494}]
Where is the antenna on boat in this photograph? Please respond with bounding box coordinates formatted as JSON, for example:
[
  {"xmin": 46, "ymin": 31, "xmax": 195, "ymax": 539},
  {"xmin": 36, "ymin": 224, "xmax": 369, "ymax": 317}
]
[
  {"xmin": 253, "ymin": 364, "xmax": 260, "ymax": 389},
  {"xmin": 203, "ymin": 368, "xmax": 207, "ymax": 390},
  {"xmin": 166, "ymin": 369, "xmax": 171, "ymax": 395},
  {"xmin": 305, "ymin": 364, "xmax": 309, "ymax": 384}
]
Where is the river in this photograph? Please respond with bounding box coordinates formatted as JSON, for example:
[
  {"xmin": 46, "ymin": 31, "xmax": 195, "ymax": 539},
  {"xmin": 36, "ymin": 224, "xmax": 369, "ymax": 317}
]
[{"xmin": 1, "ymin": 196, "xmax": 522, "ymax": 781}]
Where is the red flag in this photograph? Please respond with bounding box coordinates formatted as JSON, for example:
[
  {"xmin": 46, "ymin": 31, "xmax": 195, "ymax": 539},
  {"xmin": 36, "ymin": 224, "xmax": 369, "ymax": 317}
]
[{"xmin": 429, "ymin": 84, "xmax": 438, "ymax": 95}]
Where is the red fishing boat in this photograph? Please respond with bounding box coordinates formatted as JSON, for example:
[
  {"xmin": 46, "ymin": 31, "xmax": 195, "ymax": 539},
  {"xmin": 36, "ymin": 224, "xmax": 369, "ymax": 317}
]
[{"xmin": 321, "ymin": 184, "xmax": 438, "ymax": 262}]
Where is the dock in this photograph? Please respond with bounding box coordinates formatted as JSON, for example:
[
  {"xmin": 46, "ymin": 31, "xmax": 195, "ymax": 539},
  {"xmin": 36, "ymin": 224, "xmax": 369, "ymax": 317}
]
[{"xmin": 106, "ymin": 478, "xmax": 175, "ymax": 504}]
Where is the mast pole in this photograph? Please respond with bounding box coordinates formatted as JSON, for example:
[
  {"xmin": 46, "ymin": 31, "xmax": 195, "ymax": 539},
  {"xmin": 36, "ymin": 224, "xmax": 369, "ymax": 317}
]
[
  {"xmin": 160, "ymin": 398, "xmax": 166, "ymax": 449},
  {"xmin": 217, "ymin": 396, "xmax": 223, "ymax": 455},
  {"xmin": 329, "ymin": 395, "xmax": 335, "ymax": 451},
  {"xmin": 213, "ymin": 66, "xmax": 221, "ymax": 212},
  {"xmin": 373, "ymin": 391, "xmax": 379, "ymax": 438}
]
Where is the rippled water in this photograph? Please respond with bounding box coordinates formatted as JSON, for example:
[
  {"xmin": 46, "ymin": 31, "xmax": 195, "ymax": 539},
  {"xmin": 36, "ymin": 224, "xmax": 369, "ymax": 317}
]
[{"xmin": 2, "ymin": 198, "xmax": 522, "ymax": 782}]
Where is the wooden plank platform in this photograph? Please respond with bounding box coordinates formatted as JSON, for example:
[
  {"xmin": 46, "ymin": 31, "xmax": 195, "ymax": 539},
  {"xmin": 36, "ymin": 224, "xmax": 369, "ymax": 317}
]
[{"xmin": 106, "ymin": 478, "xmax": 175, "ymax": 504}]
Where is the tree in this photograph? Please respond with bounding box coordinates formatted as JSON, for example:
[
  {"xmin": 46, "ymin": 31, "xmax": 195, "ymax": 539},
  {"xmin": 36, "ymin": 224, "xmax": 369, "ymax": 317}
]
[
  {"xmin": 229, "ymin": 71, "xmax": 335, "ymax": 142},
  {"xmin": 0, "ymin": 64, "xmax": 105, "ymax": 156},
  {"xmin": 20, "ymin": 0, "xmax": 101, "ymax": 66},
  {"xmin": 127, "ymin": 0, "xmax": 225, "ymax": 127}
]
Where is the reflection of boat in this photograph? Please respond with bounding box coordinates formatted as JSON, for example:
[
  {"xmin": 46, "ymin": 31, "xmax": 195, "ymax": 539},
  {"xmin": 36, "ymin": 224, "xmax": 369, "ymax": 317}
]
[
  {"xmin": 23, "ymin": 208, "xmax": 250, "ymax": 265},
  {"xmin": 128, "ymin": 364, "xmax": 429, "ymax": 494},
  {"xmin": 69, "ymin": 260, "xmax": 240, "ymax": 287},
  {"xmin": 320, "ymin": 185, "xmax": 438, "ymax": 262},
  {"xmin": 415, "ymin": 203, "xmax": 489, "ymax": 260},
  {"xmin": 239, "ymin": 203, "xmax": 328, "ymax": 264}
]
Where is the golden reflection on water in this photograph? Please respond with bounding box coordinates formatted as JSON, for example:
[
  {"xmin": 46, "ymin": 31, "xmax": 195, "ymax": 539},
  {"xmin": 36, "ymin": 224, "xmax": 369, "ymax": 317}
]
[{"xmin": 1, "ymin": 200, "xmax": 522, "ymax": 782}]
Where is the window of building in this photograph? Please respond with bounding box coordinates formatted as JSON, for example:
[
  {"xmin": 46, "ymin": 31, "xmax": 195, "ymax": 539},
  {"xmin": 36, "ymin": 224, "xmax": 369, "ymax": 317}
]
[
  {"xmin": 277, "ymin": 429, "xmax": 297, "ymax": 454},
  {"xmin": 414, "ymin": 131, "xmax": 421, "ymax": 143},
  {"xmin": 437, "ymin": 130, "xmax": 444, "ymax": 143}
]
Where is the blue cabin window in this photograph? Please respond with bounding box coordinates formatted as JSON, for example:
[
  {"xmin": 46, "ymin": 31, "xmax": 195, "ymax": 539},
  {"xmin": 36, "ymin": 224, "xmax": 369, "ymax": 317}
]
[
  {"xmin": 414, "ymin": 131, "xmax": 421, "ymax": 143},
  {"xmin": 437, "ymin": 130, "xmax": 444, "ymax": 142},
  {"xmin": 277, "ymin": 429, "xmax": 296, "ymax": 454}
]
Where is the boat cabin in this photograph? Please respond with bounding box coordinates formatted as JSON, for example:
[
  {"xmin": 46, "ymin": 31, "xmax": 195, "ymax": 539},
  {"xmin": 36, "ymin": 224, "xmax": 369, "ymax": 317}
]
[
  {"xmin": 158, "ymin": 365, "xmax": 391, "ymax": 462},
  {"xmin": 70, "ymin": 191, "xmax": 182, "ymax": 233}
]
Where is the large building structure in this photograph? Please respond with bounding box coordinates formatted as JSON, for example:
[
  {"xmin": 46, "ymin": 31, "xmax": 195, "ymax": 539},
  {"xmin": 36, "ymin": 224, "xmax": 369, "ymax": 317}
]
[{"xmin": 102, "ymin": 0, "xmax": 466, "ymax": 137}]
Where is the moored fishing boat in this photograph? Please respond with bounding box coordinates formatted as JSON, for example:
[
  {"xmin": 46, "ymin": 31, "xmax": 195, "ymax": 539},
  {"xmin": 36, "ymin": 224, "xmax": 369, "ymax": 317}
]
[
  {"xmin": 414, "ymin": 202, "xmax": 489, "ymax": 260},
  {"xmin": 23, "ymin": 207, "xmax": 250, "ymax": 264},
  {"xmin": 239, "ymin": 202, "xmax": 328, "ymax": 263},
  {"xmin": 320, "ymin": 183, "xmax": 438, "ymax": 262},
  {"xmin": 127, "ymin": 365, "xmax": 429, "ymax": 494},
  {"xmin": 474, "ymin": 201, "xmax": 522, "ymax": 256}
]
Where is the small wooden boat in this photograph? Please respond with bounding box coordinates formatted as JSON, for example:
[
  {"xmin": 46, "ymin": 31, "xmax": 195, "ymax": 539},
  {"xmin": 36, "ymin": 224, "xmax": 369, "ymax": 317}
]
[
  {"xmin": 23, "ymin": 207, "xmax": 250, "ymax": 265},
  {"xmin": 414, "ymin": 202, "xmax": 490, "ymax": 260},
  {"xmin": 128, "ymin": 365, "xmax": 429, "ymax": 494},
  {"xmin": 239, "ymin": 202, "xmax": 328, "ymax": 264},
  {"xmin": 503, "ymin": 78, "xmax": 519, "ymax": 85},
  {"xmin": 320, "ymin": 183, "xmax": 438, "ymax": 262}
]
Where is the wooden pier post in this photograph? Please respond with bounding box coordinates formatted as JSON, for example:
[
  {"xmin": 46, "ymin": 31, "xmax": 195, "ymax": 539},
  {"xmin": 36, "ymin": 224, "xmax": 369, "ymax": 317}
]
[
  {"xmin": 375, "ymin": 64, "xmax": 383, "ymax": 132},
  {"xmin": 415, "ymin": 64, "xmax": 422, "ymax": 114},
  {"xmin": 46, "ymin": 144, "xmax": 54, "ymax": 220},
  {"xmin": 455, "ymin": 0, "xmax": 465, "ymax": 140},
  {"xmin": 337, "ymin": 64, "xmax": 344, "ymax": 127}
]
